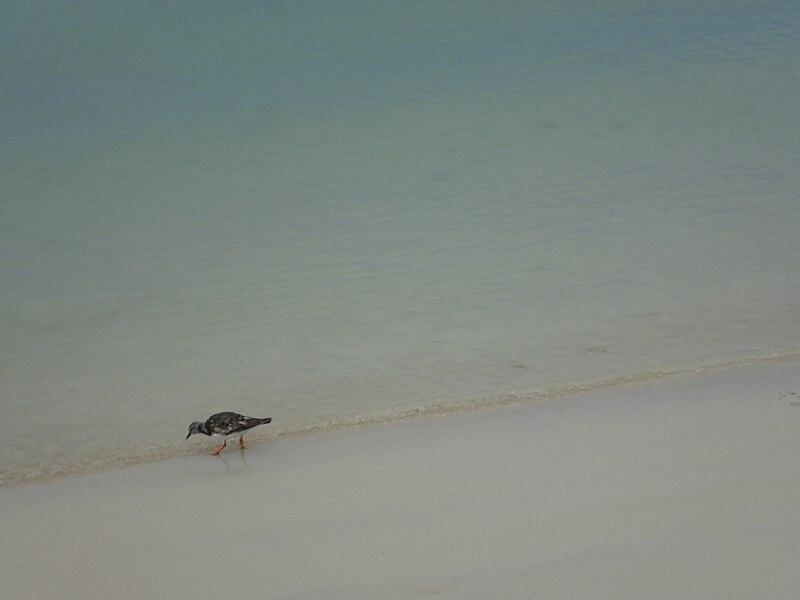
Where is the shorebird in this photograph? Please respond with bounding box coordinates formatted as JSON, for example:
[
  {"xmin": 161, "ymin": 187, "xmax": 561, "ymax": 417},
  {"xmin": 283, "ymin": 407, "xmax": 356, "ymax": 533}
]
[{"xmin": 186, "ymin": 412, "xmax": 272, "ymax": 456}]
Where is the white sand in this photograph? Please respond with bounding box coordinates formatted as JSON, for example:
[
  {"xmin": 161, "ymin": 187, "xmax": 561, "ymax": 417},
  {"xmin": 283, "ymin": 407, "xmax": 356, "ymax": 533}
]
[{"xmin": 2, "ymin": 359, "xmax": 799, "ymax": 599}]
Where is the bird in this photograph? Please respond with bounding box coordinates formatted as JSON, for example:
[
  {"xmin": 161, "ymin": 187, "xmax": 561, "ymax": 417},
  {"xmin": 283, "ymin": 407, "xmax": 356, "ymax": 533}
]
[{"xmin": 186, "ymin": 412, "xmax": 272, "ymax": 456}]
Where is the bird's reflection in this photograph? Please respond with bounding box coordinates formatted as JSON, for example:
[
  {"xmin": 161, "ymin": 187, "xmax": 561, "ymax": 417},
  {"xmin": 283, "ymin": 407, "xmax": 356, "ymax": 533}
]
[{"xmin": 212, "ymin": 446, "xmax": 248, "ymax": 471}]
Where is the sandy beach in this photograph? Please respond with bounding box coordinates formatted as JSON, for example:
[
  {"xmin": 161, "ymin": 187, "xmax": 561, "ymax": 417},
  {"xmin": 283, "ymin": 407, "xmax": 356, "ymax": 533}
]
[{"xmin": 2, "ymin": 358, "xmax": 799, "ymax": 599}]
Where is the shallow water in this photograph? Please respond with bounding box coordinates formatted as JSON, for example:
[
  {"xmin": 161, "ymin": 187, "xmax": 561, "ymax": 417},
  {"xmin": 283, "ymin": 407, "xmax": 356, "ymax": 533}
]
[{"xmin": 2, "ymin": 0, "xmax": 799, "ymax": 486}]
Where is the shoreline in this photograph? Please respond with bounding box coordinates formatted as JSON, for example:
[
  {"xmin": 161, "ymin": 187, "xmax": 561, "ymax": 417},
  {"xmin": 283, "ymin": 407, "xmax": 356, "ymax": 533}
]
[
  {"xmin": 2, "ymin": 359, "xmax": 800, "ymax": 599},
  {"xmin": 4, "ymin": 350, "xmax": 799, "ymax": 490}
]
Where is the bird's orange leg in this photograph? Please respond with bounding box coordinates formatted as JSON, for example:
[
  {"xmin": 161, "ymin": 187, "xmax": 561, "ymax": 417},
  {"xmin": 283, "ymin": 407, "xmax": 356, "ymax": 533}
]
[
  {"xmin": 211, "ymin": 440, "xmax": 227, "ymax": 456},
  {"xmin": 239, "ymin": 436, "xmax": 245, "ymax": 449}
]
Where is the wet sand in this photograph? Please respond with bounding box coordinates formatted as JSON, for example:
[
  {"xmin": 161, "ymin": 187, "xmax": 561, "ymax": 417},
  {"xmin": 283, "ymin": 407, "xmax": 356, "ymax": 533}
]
[{"xmin": 2, "ymin": 359, "xmax": 799, "ymax": 599}]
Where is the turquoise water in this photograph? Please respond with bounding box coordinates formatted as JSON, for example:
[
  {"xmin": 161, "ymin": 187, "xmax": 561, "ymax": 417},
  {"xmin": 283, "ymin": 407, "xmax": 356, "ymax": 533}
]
[{"xmin": 2, "ymin": 1, "xmax": 799, "ymax": 485}]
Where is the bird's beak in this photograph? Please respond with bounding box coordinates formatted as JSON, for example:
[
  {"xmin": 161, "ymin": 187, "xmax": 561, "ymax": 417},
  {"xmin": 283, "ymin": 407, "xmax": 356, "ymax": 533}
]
[{"xmin": 185, "ymin": 432, "xmax": 192, "ymax": 440}]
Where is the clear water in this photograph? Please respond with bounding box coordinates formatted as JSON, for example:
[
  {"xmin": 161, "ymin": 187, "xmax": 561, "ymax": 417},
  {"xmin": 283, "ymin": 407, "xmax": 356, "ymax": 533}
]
[{"xmin": 2, "ymin": 0, "xmax": 799, "ymax": 486}]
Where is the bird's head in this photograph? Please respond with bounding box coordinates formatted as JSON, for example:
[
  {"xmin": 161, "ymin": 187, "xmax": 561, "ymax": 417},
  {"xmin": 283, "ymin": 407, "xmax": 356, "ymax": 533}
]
[{"xmin": 186, "ymin": 421, "xmax": 204, "ymax": 440}]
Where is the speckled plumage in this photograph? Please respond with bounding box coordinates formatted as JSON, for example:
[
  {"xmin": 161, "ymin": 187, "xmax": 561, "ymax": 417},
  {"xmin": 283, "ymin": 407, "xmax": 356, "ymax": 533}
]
[{"xmin": 186, "ymin": 412, "xmax": 272, "ymax": 455}]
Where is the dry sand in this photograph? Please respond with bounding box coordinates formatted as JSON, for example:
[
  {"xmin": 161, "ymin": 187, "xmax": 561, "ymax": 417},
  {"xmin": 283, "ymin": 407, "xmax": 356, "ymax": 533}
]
[{"xmin": 2, "ymin": 359, "xmax": 799, "ymax": 599}]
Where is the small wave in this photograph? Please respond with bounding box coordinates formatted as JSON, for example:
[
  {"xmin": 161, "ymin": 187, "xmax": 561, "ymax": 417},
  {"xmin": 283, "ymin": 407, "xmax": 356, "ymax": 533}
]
[{"xmin": 272, "ymin": 349, "xmax": 800, "ymax": 438}]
